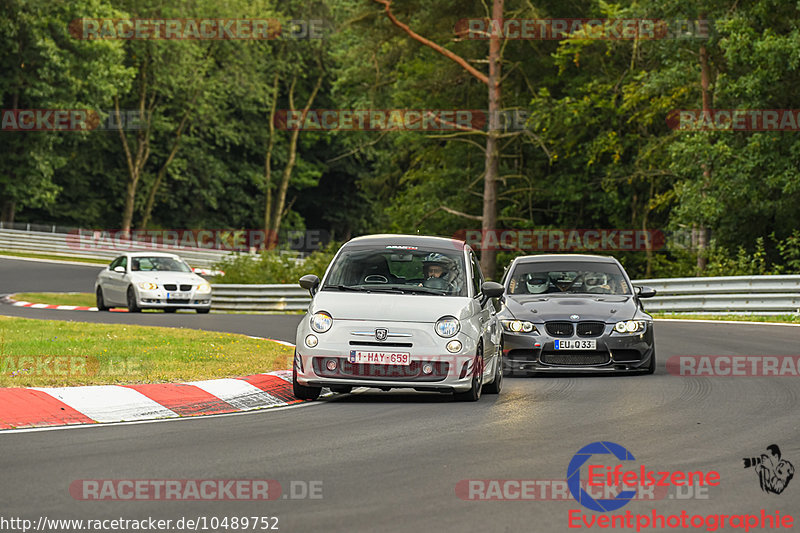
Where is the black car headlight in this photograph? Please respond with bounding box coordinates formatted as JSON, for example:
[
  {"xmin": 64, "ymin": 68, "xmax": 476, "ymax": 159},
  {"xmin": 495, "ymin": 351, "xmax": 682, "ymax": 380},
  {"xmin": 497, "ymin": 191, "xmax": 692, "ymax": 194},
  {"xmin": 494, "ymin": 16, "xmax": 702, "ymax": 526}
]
[
  {"xmin": 501, "ymin": 319, "xmax": 539, "ymax": 334},
  {"xmin": 613, "ymin": 320, "xmax": 647, "ymax": 334}
]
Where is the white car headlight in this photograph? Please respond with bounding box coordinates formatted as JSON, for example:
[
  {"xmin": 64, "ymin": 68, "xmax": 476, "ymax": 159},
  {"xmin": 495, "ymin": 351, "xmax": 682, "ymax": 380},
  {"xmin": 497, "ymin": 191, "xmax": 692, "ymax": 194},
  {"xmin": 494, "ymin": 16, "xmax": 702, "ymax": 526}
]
[
  {"xmin": 196, "ymin": 283, "xmax": 212, "ymax": 294},
  {"xmin": 310, "ymin": 312, "xmax": 333, "ymax": 333},
  {"xmin": 614, "ymin": 320, "xmax": 646, "ymax": 334},
  {"xmin": 137, "ymin": 282, "xmax": 158, "ymax": 291},
  {"xmin": 501, "ymin": 319, "xmax": 538, "ymax": 334},
  {"xmin": 435, "ymin": 316, "xmax": 460, "ymax": 338}
]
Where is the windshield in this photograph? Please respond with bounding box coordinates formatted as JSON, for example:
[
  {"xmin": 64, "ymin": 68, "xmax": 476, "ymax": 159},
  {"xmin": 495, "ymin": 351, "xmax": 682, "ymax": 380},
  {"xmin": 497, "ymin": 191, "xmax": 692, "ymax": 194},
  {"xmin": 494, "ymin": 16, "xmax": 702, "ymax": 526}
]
[
  {"xmin": 131, "ymin": 256, "xmax": 192, "ymax": 273},
  {"xmin": 507, "ymin": 261, "xmax": 631, "ymax": 296},
  {"xmin": 323, "ymin": 247, "xmax": 467, "ymax": 296}
]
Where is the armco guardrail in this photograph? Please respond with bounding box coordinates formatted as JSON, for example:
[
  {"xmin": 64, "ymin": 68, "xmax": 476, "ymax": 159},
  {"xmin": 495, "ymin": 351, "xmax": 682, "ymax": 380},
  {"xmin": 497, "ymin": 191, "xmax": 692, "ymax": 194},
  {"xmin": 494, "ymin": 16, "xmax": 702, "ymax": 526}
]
[
  {"xmin": 634, "ymin": 275, "xmax": 800, "ymax": 314},
  {"xmin": 210, "ymin": 275, "xmax": 800, "ymax": 314},
  {"xmin": 210, "ymin": 284, "xmax": 310, "ymax": 311},
  {"xmin": 0, "ymin": 228, "xmax": 233, "ymax": 267}
]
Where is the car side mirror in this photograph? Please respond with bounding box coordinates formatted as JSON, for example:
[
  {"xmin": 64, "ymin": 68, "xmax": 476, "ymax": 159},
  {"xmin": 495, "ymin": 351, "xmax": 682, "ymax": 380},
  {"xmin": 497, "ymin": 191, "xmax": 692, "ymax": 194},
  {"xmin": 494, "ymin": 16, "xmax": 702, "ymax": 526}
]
[
  {"xmin": 635, "ymin": 286, "xmax": 656, "ymax": 298},
  {"xmin": 479, "ymin": 281, "xmax": 504, "ymax": 305},
  {"xmin": 299, "ymin": 274, "xmax": 320, "ymax": 296},
  {"xmin": 114, "ymin": 266, "xmax": 125, "ymax": 273}
]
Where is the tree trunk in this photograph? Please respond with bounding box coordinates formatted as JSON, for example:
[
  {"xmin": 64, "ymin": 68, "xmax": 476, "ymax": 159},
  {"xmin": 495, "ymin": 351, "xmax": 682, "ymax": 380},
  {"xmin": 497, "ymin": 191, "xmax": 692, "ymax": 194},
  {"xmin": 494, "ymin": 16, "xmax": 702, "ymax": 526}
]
[
  {"xmin": 263, "ymin": 72, "xmax": 280, "ymax": 248},
  {"xmin": 269, "ymin": 69, "xmax": 323, "ymax": 235},
  {"xmin": 696, "ymin": 39, "xmax": 711, "ymax": 273},
  {"xmin": 480, "ymin": 0, "xmax": 504, "ymax": 280},
  {"xmin": 1, "ymin": 200, "xmax": 15, "ymax": 224}
]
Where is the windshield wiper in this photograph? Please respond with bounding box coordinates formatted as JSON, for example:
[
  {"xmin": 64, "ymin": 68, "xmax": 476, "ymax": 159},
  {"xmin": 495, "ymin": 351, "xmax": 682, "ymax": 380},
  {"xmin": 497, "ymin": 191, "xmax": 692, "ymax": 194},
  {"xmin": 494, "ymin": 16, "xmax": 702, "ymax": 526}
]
[{"xmin": 323, "ymin": 285, "xmax": 370, "ymax": 292}]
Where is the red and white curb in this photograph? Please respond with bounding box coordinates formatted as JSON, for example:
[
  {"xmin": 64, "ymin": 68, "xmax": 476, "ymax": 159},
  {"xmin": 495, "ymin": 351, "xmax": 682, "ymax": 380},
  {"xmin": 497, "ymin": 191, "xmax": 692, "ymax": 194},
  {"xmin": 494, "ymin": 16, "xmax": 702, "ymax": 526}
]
[
  {"xmin": 1, "ymin": 294, "xmax": 116, "ymax": 312},
  {"xmin": 0, "ymin": 370, "xmax": 326, "ymax": 430}
]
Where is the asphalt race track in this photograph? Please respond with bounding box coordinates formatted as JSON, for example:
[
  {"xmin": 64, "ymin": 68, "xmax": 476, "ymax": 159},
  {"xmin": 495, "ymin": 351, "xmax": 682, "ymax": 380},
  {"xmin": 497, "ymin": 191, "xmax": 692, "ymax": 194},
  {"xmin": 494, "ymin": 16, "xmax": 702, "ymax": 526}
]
[{"xmin": 1, "ymin": 257, "xmax": 799, "ymax": 533}]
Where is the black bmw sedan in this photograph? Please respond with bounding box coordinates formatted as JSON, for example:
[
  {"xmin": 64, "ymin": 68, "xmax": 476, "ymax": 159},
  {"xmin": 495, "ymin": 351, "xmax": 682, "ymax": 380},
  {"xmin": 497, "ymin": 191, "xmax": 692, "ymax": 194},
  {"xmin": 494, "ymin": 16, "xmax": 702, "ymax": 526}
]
[{"xmin": 498, "ymin": 254, "xmax": 657, "ymax": 375}]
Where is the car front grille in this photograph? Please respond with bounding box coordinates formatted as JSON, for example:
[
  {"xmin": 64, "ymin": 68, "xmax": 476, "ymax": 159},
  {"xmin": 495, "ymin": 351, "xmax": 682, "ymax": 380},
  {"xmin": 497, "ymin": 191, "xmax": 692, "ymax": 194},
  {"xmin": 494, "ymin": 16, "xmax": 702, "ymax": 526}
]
[
  {"xmin": 576, "ymin": 322, "xmax": 605, "ymax": 337},
  {"xmin": 545, "ymin": 321, "xmax": 574, "ymax": 337},
  {"xmin": 180, "ymin": 284, "xmax": 193, "ymax": 291},
  {"xmin": 164, "ymin": 284, "xmax": 177, "ymax": 291},
  {"xmin": 540, "ymin": 352, "xmax": 610, "ymax": 366},
  {"xmin": 312, "ymin": 357, "xmax": 448, "ymax": 381},
  {"xmin": 348, "ymin": 341, "xmax": 413, "ymax": 348},
  {"xmin": 166, "ymin": 299, "xmax": 190, "ymax": 304}
]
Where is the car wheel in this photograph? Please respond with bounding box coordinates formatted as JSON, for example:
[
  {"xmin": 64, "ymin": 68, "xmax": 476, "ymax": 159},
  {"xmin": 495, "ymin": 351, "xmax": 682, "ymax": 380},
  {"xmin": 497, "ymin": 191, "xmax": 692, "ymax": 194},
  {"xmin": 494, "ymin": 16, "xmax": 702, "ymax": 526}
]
[
  {"xmin": 293, "ymin": 356, "xmax": 321, "ymax": 401},
  {"xmin": 126, "ymin": 286, "xmax": 141, "ymax": 313},
  {"xmin": 330, "ymin": 385, "xmax": 353, "ymax": 394},
  {"xmin": 483, "ymin": 342, "xmax": 503, "ymax": 394},
  {"xmin": 645, "ymin": 348, "xmax": 656, "ymax": 375},
  {"xmin": 96, "ymin": 287, "xmax": 109, "ymax": 311},
  {"xmin": 196, "ymin": 308, "xmax": 210, "ymax": 314},
  {"xmin": 454, "ymin": 343, "xmax": 483, "ymax": 402}
]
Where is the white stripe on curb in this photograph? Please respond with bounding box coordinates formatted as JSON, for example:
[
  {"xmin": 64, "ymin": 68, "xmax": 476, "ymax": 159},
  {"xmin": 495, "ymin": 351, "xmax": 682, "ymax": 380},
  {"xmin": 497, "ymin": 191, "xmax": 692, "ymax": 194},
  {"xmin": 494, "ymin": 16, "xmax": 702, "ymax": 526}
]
[
  {"xmin": 188, "ymin": 378, "xmax": 287, "ymax": 410},
  {"xmin": 33, "ymin": 385, "xmax": 179, "ymax": 423}
]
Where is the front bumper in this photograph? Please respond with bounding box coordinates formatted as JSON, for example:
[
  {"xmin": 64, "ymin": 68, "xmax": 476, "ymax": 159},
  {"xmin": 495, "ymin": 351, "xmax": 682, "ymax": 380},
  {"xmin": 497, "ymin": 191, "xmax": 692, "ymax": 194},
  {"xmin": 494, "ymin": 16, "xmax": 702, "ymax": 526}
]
[
  {"xmin": 502, "ymin": 323, "xmax": 654, "ymax": 373},
  {"xmin": 294, "ymin": 320, "xmax": 481, "ymax": 392},
  {"xmin": 137, "ymin": 291, "xmax": 211, "ymax": 309}
]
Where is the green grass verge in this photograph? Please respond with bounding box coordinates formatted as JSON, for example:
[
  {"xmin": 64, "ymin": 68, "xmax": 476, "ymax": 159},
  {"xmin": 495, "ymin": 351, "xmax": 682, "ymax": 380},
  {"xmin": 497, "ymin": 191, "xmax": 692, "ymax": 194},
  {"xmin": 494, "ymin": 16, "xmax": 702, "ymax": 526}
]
[
  {"xmin": 653, "ymin": 313, "xmax": 800, "ymax": 324},
  {"xmin": 0, "ymin": 250, "xmax": 109, "ymax": 265},
  {"xmin": 0, "ymin": 316, "xmax": 294, "ymax": 388},
  {"xmin": 14, "ymin": 292, "xmax": 96, "ymax": 307}
]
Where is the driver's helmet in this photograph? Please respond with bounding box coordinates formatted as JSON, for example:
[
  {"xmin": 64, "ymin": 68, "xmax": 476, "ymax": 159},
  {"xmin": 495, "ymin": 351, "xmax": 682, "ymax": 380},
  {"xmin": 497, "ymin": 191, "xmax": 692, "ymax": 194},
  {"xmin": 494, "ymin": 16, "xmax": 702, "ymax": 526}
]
[
  {"xmin": 584, "ymin": 272, "xmax": 609, "ymax": 288},
  {"xmin": 422, "ymin": 253, "xmax": 450, "ymax": 279},
  {"xmin": 524, "ymin": 273, "xmax": 549, "ymax": 294}
]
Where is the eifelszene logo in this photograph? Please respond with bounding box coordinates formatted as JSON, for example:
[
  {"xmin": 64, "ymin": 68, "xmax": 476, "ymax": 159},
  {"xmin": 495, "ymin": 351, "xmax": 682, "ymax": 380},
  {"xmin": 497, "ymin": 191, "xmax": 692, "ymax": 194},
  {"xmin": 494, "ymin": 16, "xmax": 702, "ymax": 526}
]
[
  {"xmin": 744, "ymin": 444, "xmax": 794, "ymax": 495},
  {"xmin": 566, "ymin": 441, "xmax": 721, "ymax": 512}
]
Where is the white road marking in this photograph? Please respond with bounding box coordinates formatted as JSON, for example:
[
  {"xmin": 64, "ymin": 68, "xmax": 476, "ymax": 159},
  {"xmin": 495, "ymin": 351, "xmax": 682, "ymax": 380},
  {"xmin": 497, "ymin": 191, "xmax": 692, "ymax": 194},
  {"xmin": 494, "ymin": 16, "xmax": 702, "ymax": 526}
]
[{"xmin": 187, "ymin": 378, "xmax": 286, "ymax": 410}]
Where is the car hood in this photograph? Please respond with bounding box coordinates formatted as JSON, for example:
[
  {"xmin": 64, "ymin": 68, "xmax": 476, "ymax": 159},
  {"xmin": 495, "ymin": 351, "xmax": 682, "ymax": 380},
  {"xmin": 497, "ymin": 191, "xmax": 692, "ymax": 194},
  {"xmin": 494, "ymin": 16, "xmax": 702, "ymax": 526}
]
[
  {"xmin": 130, "ymin": 272, "xmax": 203, "ymax": 285},
  {"xmin": 311, "ymin": 291, "xmax": 474, "ymax": 323},
  {"xmin": 503, "ymin": 294, "xmax": 638, "ymax": 322}
]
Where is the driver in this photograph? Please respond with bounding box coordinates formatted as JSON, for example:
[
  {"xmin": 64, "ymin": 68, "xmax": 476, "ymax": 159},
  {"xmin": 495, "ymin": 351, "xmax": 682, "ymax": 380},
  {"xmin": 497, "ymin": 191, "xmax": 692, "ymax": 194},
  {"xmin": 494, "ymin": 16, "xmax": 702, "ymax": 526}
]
[
  {"xmin": 420, "ymin": 253, "xmax": 454, "ymax": 291},
  {"xmin": 524, "ymin": 273, "xmax": 549, "ymax": 294},
  {"xmin": 584, "ymin": 272, "xmax": 611, "ymax": 292}
]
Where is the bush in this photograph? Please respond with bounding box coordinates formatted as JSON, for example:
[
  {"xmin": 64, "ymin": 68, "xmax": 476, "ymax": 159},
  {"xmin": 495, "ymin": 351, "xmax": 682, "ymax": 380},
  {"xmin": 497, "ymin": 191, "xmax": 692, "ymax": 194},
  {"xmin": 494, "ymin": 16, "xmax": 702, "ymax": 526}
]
[{"xmin": 212, "ymin": 242, "xmax": 339, "ymax": 284}]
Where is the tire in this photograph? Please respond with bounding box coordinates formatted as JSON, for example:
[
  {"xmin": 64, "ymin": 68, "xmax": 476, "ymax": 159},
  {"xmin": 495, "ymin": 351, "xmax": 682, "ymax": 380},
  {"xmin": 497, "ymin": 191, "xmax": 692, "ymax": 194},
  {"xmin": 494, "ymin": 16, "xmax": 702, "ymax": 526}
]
[
  {"xmin": 483, "ymin": 342, "xmax": 503, "ymax": 394},
  {"xmin": 645, "ymin": 348, "xmax": 656, "ymax": 375},
  {"xmin": 454, "ymin": 344, "xmax": 483, "ymax": 402},
  {"xmin": 96, "ymin": 287, "xmax": 109, "ymax": 311},
  {"xmin": 196, "ymin": 308, "xmax": 210, "ymax": 314},
  {"xmin": 330, "ymin": 385, "xmax": 353, "ymax": 394},
  {"xmin": 293, "ymin": 357, "xmax": 321, "ymax": 401},
  {"xmin": 126, "ymin": 286, "xmax": 141, "ymax": 313}
]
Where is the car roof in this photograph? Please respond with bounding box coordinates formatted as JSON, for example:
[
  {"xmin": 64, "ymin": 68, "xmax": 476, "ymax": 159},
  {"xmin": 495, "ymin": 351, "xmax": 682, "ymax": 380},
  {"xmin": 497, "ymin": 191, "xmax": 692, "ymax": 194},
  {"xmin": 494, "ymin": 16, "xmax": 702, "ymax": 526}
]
[
  {"xmin": 343, "ymin": 234, "xmax": 466, "ymax": 251},
  {"xmin": 512, "ymin": 254, "xmax": 620, "ymax": 264},
  {"xmin": 124, "ymin": 252, "xmax": 182, "ymax": 259}
]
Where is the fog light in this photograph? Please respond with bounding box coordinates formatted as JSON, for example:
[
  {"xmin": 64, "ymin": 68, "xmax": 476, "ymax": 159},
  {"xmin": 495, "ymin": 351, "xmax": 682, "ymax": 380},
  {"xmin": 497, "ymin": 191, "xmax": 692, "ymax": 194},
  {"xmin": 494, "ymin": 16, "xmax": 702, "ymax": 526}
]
[
  {"xmin": 325, "ymin": 359, "xmax": 338, "ymax": 371},
  {"xmin": 446, "ymin": 340, "xmax": 462, "ymax": 353},
  {"xmin": 305, "ymin": 334, "xmax": 318, "ymax": 348},
  {"xmin": 422, "ymin": 363, "xmax": 434, "ymax": 375}
]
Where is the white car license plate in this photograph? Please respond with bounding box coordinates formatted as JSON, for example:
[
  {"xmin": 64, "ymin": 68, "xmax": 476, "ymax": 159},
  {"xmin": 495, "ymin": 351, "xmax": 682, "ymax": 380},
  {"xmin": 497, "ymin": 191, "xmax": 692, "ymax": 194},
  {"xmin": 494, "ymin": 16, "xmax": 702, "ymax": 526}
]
[
  {"xmin": 167, "ymin": 292, "xmax": 190, "ymax": 300},
  {"xmin": 554, "ymin": 339, "xmax": 596, "ymax": 350},
  {"xmin": 349, "ymin": 351, "xmax": 411, "ymax": 365}
]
